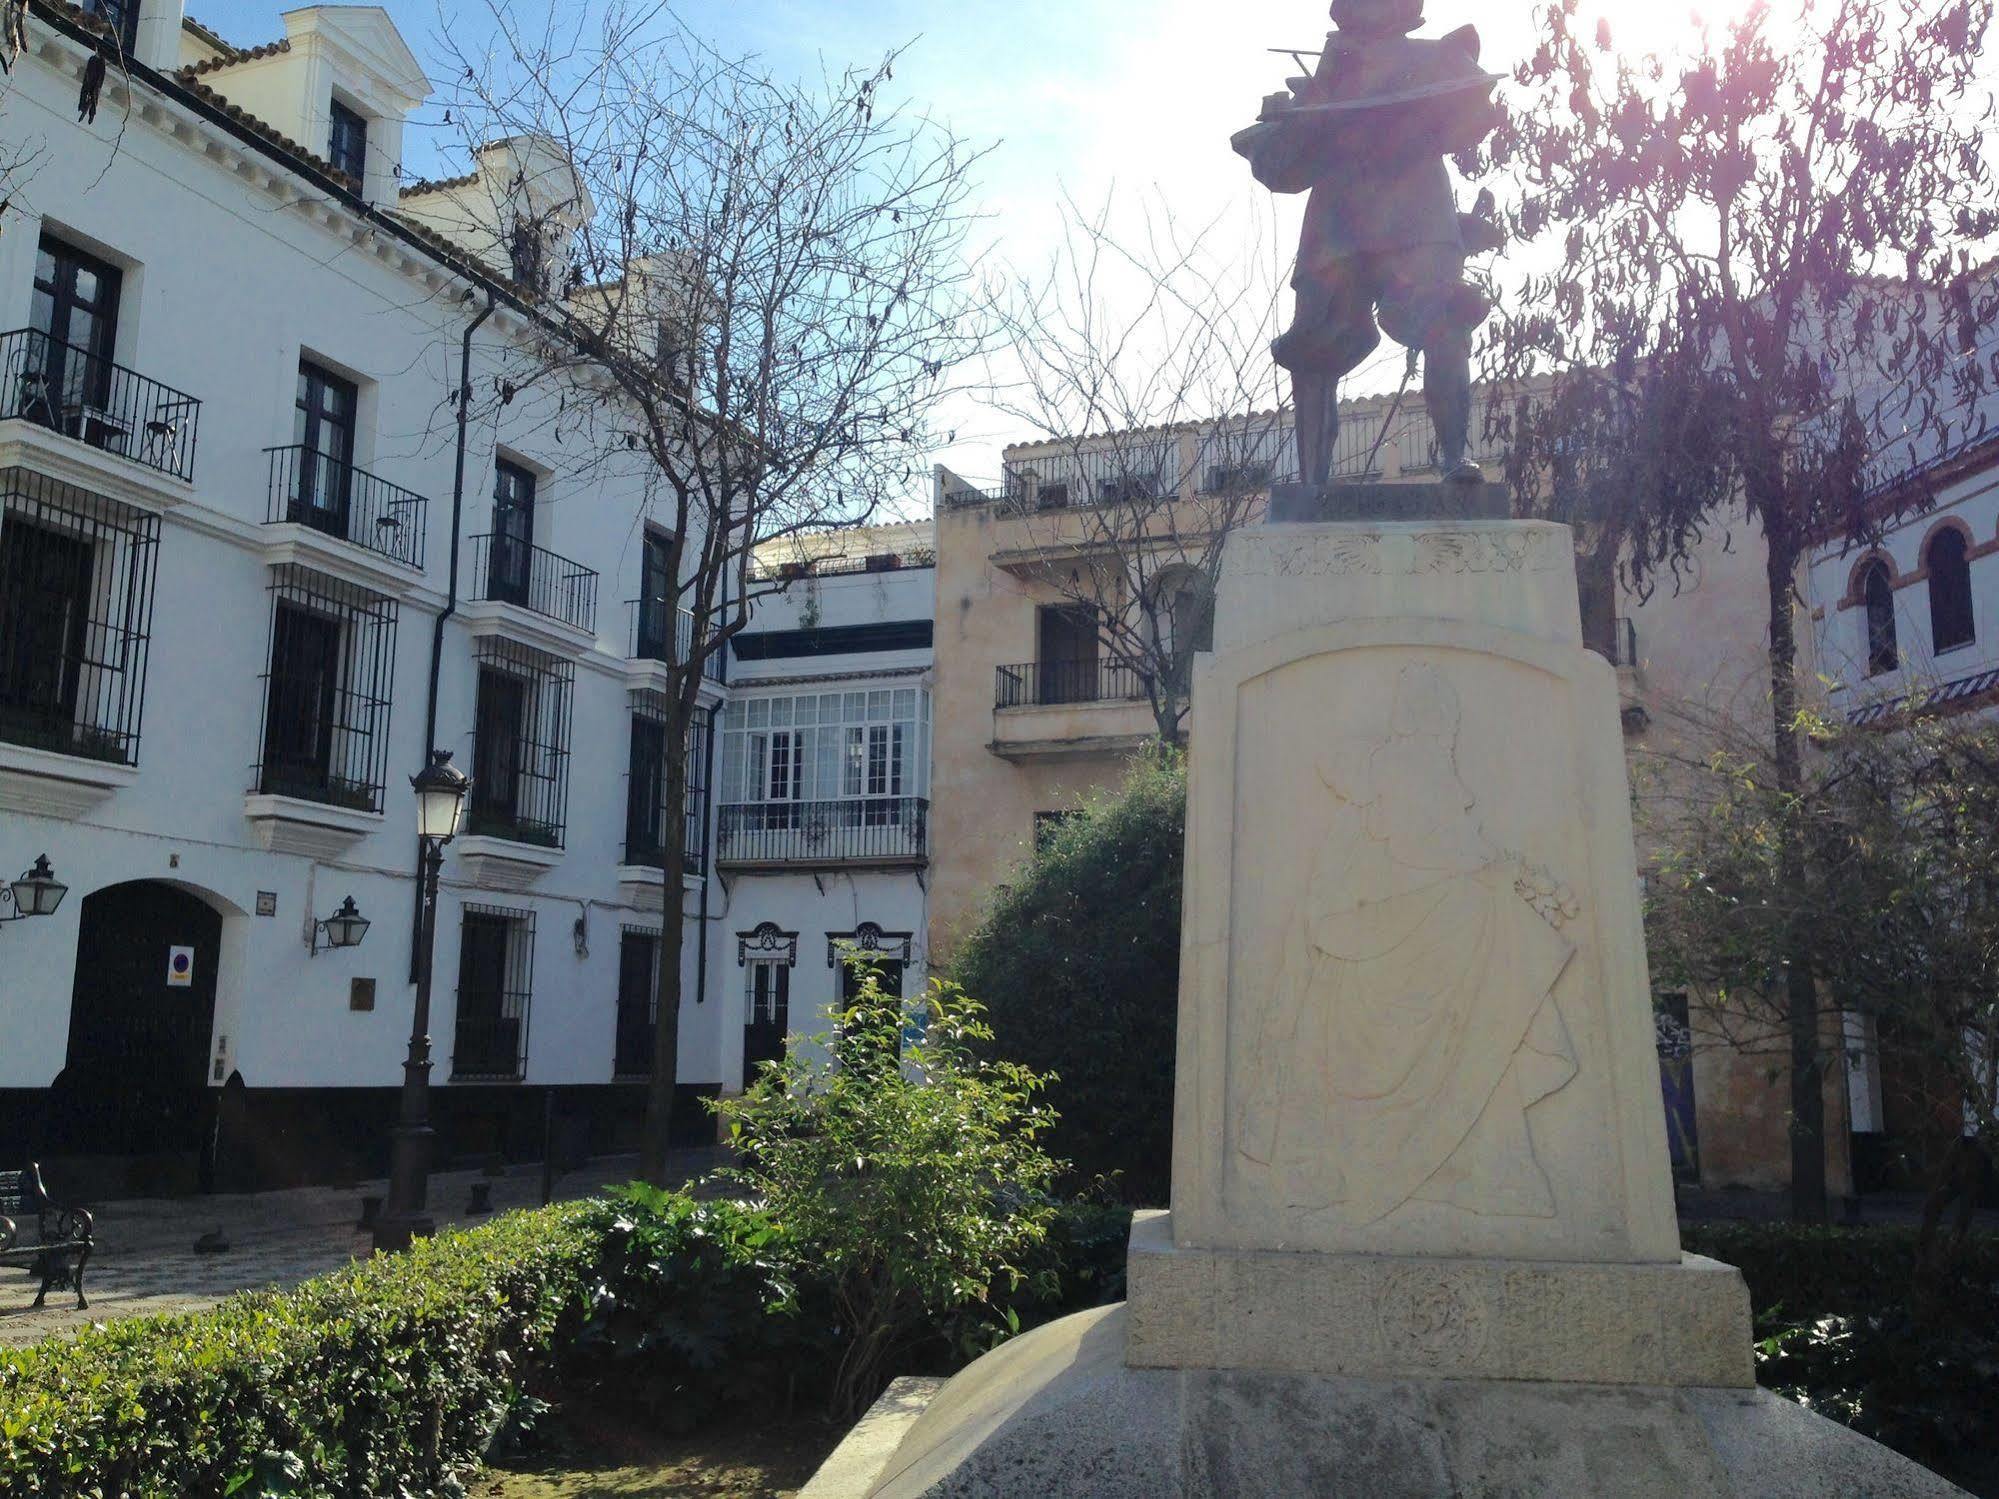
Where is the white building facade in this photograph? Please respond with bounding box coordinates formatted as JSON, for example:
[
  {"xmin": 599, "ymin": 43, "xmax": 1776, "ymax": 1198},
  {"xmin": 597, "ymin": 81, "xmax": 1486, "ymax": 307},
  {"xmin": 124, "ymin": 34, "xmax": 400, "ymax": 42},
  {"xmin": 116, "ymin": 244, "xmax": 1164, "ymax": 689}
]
[
  {"xmin": 0, "ymin": 2, "xmax": 736, "ymax": 1193},
  {"xmin": 702, "ymin": 526, "xmax": 935, "ymax": 1085}
]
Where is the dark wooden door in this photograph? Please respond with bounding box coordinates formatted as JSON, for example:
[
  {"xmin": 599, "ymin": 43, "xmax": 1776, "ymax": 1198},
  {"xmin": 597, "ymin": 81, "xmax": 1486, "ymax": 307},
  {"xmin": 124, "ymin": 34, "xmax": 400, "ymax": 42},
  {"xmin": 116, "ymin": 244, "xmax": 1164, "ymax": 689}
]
[
  {"xmin": 30, "ymin": 235, "xmax": 121, "ymax": 424},
  {"xmin": 742, "ymin": 963, "xmax": 790, "ymax": 1087},
  {"xmin": 490, "ymin": 460, "xmax": 537, "ymax": 606},
  {"xmin": 259, "ymin": 602, "xmax": 342, "ymax": 798},
  {"xmin": 56, "ymin": 882, "xmax": 220, "ymax": 1156},
  {"xmin": 293, "ymin": 362, "xmax": 358, "ymax": 537},
  {"xmin": 472, "ymin": 667, "xmax": 528, "ymax": 830}
]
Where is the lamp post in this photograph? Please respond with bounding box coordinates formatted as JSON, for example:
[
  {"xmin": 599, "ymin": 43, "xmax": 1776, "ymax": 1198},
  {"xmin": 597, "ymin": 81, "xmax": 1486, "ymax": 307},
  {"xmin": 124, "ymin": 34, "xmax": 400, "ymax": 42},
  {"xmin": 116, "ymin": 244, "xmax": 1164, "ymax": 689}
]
[
  {"xmin": 374, "ymin": 749, "xmax": 470, "ymax": 1253},
  {"xmin": 0, "ymin": 855, "xmax": 67, "ymax": 927}
]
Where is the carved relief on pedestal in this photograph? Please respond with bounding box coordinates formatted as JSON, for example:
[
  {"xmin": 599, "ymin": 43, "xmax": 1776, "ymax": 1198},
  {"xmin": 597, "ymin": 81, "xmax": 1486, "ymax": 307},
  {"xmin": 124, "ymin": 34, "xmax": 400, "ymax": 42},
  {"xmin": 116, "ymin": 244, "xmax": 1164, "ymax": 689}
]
[
  {"xmin": 1233, "ymin": 662, "xmax": 1581, "ymax": 1229},
  {"xmin": 1233, "ymin": 528, "xmax": 1568, "ymax": 580}
]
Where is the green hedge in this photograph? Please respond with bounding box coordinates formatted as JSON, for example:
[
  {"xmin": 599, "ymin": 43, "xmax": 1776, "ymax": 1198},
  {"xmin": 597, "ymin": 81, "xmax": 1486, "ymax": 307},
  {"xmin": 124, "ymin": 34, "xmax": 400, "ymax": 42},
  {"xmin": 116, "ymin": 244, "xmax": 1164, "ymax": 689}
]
[
  {"xmin": 1682, "ymin": 1222, "xmax": 1999, "ymax": 1329},
  {"xmin": 0, "ymin": 1189, "xmax": 812, "ymax": 1498},
  {"xmin": 0, "ymin": 1202, "xmax": 599, "ymax": 1497}
]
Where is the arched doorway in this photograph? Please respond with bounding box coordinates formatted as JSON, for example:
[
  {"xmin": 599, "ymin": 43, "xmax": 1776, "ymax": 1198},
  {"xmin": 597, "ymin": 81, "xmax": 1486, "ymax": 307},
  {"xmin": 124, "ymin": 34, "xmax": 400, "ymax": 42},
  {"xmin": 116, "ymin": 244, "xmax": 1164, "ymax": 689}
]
[{"xmin": 50, "ymin": 881, "xmax": 221, "ymax": 1170}]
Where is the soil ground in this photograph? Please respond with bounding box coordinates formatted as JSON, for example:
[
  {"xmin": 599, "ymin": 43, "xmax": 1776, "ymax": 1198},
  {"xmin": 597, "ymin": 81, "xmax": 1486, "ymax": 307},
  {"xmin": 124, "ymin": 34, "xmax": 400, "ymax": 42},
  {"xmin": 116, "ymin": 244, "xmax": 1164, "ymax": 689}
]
[{"xmin": 479, "ymin": 1406, "xmax": 843, "ymax": 1499}]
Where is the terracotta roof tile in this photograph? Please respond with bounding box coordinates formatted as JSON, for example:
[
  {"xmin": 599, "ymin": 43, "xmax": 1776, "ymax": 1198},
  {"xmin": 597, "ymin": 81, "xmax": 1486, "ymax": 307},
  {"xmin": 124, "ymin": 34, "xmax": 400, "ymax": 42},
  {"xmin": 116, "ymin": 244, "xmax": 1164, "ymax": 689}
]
[
  {"xmin": 179, "ymin": 38, "xmax": 290, "ymax": 77},
  {"xmin": 169, "ymin": 69, "xmax": 360, "ymax": 193},
  {"xmin": 179, "ymin": 13, "xmax": 239, "ymax": 58},
  {"xmin": 399, "ymin": 171, "xmax": 480, "ymax": 200}
]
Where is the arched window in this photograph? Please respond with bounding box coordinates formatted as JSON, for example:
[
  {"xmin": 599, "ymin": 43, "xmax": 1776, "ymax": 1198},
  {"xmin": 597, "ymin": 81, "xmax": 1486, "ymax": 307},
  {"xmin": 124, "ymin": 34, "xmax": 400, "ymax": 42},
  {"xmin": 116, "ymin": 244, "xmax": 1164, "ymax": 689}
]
[
  {"xmin": 1926, "ymin": 527, "xmax": 1975, "ymax": 653},
  {"xmin": 1862, "ymin": 560, "xmax": 1898, "ymax": 676}
]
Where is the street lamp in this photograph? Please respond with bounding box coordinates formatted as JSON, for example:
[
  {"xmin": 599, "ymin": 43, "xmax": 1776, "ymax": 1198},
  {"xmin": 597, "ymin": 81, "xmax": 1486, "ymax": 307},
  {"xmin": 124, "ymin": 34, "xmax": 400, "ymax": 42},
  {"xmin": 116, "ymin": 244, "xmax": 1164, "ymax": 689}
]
[
  {"xmin": 374, "ymin": 749, "xmax": 470, "ymax": 1253},
  {"xmin": 1, "ymin": 855, "xmax": 66, "ymax": 927},
  {"xmin": 309, "ymin": 895, "xmax": 371, "ymax": 956}
]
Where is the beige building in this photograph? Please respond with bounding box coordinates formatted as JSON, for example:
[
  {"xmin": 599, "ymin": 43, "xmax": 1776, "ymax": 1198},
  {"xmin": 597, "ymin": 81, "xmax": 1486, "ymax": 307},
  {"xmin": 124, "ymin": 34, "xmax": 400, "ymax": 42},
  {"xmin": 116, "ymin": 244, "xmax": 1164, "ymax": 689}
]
[{"xmin": 928, "ymin": 400, "xmax": 1856, "ymax": 1199}]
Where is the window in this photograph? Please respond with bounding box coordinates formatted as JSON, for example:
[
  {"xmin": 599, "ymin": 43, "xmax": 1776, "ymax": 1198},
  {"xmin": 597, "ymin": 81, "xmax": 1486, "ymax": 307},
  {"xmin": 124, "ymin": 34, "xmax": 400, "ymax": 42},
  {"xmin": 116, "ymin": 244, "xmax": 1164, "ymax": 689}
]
[
  {"xmin": 79, "ymin": 0, "xmax": 139, "ymax": 51},
  {"xmin": 1862, "ymin": 560, "xmax": 1898, "ymax": 676},
  {"xmin": 719, "ymin": 688, "xmax": 930, "ymax": 809},
  {"xmin": 468, "ymin": 637, "xmax": 573, "ymax": 846},
  {"xmin": 615, "ymin": 928, "xmax": 659, "ymax": 1078},
  {"xmin": 635, "ymin": 526, "xmax": 676, "ymax": 658},
  {"xmin": 1926, "ymin": 527, "xmax": 1975, "ymax": 653},
  {"xmin": 1037, "ymin": 604, "xmax": 1099, "ymax": 704},
  {"xmin": 626, "ymin": 693, "xmax": 711, "ymax": 873},
  {"xmin": 453, "ymin": 905, "xmax": 534, "ymax": 1080},
  {"xmin": 1034, "ymin": 810, "xmax": 1080, "ymax": 851},
  {"xmin": 489, "ymin": 459, "xmax": 537, "ymax": 606},
  {"xmin": 1153, "ymin": 570, "xmax": 1215, "ymax": 691},
  {"xmin": 27, "ymin": 235, "xmax": 122, "ymax": 436},
  {"xmin": 292, "ymin": 361, "xmax": 358, "ymax": 535},
  {"xmin": 254, "ymin": 567, "xmax": 397, "ymax": 810},
  {"xmin": 328, "ymin": 99, "xmax": 368, "ymax": 183},
  {"xmin": 0, "ymin": 469, "xmax": 157, "ymax": 764}
]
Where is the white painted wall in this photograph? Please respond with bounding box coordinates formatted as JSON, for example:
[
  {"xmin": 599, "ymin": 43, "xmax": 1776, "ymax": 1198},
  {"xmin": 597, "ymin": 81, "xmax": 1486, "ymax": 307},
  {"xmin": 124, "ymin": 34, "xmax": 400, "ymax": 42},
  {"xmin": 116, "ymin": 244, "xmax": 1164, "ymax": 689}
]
[{"xmin": 0, "ymin": 10, "xmax": 720, "ymax": 1099}]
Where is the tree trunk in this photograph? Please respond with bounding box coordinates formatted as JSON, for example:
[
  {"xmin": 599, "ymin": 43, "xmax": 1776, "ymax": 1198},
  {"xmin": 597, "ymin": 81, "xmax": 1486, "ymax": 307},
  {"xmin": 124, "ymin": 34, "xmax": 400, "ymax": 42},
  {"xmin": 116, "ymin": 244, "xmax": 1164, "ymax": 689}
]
[
  {"xmin": 640, "ymin": 717, "xmax": 692, "ymax": 1186},
  {"xmin": 1764, "ymin": 521, "xmax": 1829, "ymax": 1223}
]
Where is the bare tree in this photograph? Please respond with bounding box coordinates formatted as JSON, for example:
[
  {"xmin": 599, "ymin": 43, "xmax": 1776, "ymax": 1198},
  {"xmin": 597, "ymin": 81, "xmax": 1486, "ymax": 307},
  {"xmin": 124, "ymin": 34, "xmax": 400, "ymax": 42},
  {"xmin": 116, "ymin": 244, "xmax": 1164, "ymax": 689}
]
[
  {"xmin": 442, "ymin": 2, "xmax": 991, "ymax": 1180},
  {"xmin": 978, "ymin": 193, "xmax": 1302, "ymax": 746},
  {"xmin": 1472, "ymin": 0, "xmax": 1999, "ymax": 1219}
]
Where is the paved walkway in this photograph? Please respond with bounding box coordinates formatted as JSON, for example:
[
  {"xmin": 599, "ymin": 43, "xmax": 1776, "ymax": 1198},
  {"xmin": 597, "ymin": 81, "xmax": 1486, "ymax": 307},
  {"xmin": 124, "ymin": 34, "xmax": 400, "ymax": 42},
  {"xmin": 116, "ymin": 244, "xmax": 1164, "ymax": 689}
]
[{"xmin": 0, "ymin": 1150, "xmax": 725, "ymax": 1347}]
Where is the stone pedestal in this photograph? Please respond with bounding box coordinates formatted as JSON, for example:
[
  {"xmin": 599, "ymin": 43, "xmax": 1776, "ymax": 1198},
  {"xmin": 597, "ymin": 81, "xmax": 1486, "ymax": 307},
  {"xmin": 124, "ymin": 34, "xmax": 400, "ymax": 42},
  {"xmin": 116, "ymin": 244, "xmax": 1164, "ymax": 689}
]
[{"xmin": 803, "ymin": 505, "xmax": 1970, "ymax": 1497}]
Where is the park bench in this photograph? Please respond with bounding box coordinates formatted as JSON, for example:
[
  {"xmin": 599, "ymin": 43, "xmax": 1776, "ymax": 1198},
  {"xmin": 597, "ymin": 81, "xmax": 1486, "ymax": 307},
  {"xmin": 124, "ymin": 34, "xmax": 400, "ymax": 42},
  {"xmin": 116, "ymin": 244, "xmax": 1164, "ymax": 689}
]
[{"xmin": 0, "ymin": 1163, "xmax": 93, "ymax": 1310}]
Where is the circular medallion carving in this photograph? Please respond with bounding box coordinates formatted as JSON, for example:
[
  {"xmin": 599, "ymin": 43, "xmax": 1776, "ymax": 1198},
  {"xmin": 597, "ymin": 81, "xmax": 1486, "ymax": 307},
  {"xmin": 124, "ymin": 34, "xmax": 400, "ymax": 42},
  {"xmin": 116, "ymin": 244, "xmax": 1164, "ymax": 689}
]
[{"xmin": 1375, "ymin": 1268, "xmax": 1490, "ymax": 1368}]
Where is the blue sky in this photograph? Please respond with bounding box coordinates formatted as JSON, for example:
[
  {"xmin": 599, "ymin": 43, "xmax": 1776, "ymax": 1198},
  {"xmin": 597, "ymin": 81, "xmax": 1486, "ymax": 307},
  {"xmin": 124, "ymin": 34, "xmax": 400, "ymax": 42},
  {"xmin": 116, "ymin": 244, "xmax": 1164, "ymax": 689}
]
[{"xmin": 183, "ymin": 1, "xmax": 1660, "ymax": 487}]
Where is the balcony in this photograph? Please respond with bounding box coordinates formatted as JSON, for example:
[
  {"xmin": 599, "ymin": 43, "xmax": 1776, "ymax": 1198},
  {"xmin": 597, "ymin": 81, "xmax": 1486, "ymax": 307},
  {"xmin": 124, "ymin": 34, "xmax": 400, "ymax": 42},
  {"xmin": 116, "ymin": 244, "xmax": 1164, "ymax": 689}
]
[
  {"xmin": 991, "ymin": 659, "xmax": 1158, "ymax": 761},
  {"xmin": 466, "ymin": 532, "xmax": 597, "ymax": 642},
  {"xmin": 626, "ymin": 597, "xmax": 724, "ymax": 683},
  {"xmin": 0, "ymin": 328, "xmax": 201, "ymax": 487},
  {"xmin": 261, "ymin": 446, "xmax": 427, "ymax": 576},
  {"xmin": 715, "ymin": 797, "xmax": 929, "ymax": 870}
]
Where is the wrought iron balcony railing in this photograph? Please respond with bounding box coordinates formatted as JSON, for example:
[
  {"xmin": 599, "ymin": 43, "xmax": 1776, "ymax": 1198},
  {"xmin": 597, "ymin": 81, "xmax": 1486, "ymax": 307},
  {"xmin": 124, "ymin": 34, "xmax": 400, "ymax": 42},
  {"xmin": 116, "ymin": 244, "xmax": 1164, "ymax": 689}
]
[
  {"xmin": 263, "ymin": 445, "xmax": 428, "ymax": 570},
  {"xmin": 716, "ymin": 797, "xmax": 928, "ymax": 867},
  {"xmin": 995, "ymin": 659, "xmax": 1153, "ymax": 709},
  {"xmin": 469, "ymin": 533, "xmax": 598, "ymax": 634},
  {"xmin": 0, "ymin": 327, "xmax": 201, "ymax": 483},
  {"xmin": 626, "ymin": 597, "xmax": 724, "ymax": 681}
]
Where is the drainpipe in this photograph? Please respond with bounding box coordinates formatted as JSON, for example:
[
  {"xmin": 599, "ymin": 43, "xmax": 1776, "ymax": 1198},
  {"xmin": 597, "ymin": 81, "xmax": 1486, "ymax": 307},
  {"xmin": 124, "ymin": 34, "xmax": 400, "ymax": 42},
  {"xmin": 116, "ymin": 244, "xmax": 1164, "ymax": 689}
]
[{"xmin": 411, "ymin": 290, "xmax": 497, "ymax": 978}]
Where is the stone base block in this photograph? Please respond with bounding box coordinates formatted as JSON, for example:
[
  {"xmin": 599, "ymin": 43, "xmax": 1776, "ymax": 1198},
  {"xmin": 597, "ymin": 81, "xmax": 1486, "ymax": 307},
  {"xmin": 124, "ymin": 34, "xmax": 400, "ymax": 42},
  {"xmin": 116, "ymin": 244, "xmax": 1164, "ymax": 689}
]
[
  {"xmin": 1268, "ymin": 478, "xmax": 1511, "ymax": 523},
  {"xmin": 1124, "ymin": 1210, "xmax": 1754, "ymax": 1388},
  {"xmin": 827, "ymin": 1305, "xmax": 1967, "ymax": 1499}
]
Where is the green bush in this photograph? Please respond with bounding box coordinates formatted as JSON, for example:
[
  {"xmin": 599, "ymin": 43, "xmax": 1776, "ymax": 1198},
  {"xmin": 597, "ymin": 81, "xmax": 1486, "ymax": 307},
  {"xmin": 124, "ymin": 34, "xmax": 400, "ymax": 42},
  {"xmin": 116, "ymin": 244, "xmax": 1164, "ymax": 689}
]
[
  {"xmin": 716, "ymin": 969, "xmax": 1062, "ymax": 1418},
  {"xmin": 953, "ymin": 751, "xmax": 1185, "ymax": 1203},
  {"xmin": 0, "ymin": 1202, "xmax": 599, "ymax": 1498},
  {"xmin": 1684, "ymin": 1223, "xmax": 1999, "ymax": 1469},
  {"xmin": 566, "ymin": 1184, "xmax": 832, "ymax": 1427},
  {"xmin": 1682, "ymin": 1222, "xmax": 1999, "ymax": 1331}
]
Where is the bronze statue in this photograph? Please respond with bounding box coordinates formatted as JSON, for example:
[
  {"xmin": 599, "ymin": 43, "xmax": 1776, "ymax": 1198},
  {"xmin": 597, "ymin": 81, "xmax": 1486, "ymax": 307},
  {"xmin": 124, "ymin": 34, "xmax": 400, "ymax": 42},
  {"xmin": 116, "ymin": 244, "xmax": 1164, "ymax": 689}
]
[{"xmin": 1234, "ymin": 0, "xmax": 1501, "ymax": 486}]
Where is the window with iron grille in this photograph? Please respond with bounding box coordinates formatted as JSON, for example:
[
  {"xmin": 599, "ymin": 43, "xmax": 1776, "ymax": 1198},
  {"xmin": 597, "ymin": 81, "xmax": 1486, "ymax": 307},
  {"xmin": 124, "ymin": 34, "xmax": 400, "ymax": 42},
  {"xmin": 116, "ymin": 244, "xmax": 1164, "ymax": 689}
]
[
  {"xmin": 625, "ymin": 692, "xmax": 712, "ymax": 874},
  {"xmin": 453, "ymin": 903, "xmax": 534, "ymax": 1080},
  {"xmin": 0, "ymin": 467, "xmax": 157, "ymax": 764},
  {"xmin": 328, "ymin": 99, "xmax": 369, "ymax": 183},
  {"xmin": 614, "ymin": 926, "xmax": 659, "ymax": 1078},
  {"xmin": 253, "ymin": 566, "xmax": 396, "ymax": 811},
  {"xmin": 467, "ymin": 636, "xmax": 573, "ymax": 847}
]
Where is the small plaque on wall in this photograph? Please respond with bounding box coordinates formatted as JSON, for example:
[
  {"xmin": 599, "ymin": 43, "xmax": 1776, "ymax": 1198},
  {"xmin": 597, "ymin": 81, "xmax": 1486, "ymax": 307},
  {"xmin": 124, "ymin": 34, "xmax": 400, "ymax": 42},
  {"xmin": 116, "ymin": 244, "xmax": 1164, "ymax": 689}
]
[
  {"xmin": 350, "ymin": 978, "xmax": 376, "ymax": 1013},
  {"xmin": 256, "ymin": 891, "xmax": 278, "ymax": 917}
]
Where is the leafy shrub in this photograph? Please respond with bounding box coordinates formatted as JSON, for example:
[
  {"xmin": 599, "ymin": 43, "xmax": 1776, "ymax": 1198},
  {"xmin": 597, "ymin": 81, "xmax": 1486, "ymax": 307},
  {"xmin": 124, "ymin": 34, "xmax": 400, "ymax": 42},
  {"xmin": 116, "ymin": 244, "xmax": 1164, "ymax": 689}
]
[
  {"xmin": 0, "ymin": 1202, "xmax": 599, "ymax": 1498},
  {"xmin": 1685, "ymin": 1222, "xmax": 1999, "ymax": 1468},
  {"xmin": 566, "ymin": 1184, "xmax": 834, "ymax": 1427},
  {"xmin": 715, "ymin": 969, "xmax": 1062, "ymax": 1418},
  {"xmin": 953, "ymin": 751, "xmax": 1185, "ymax": 1203},
  {"xmin": 1682, "ymin": 1222, "xmax": 1999, "ymax": 1332}
]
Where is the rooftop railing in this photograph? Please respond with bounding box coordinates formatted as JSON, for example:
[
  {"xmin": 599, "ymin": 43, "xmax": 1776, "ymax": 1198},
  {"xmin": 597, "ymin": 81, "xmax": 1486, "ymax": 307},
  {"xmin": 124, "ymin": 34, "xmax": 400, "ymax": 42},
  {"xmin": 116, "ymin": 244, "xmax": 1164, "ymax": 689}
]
[{"xmin": 0, "ymin": 327, "xmax": 201, "ymax": 483}]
